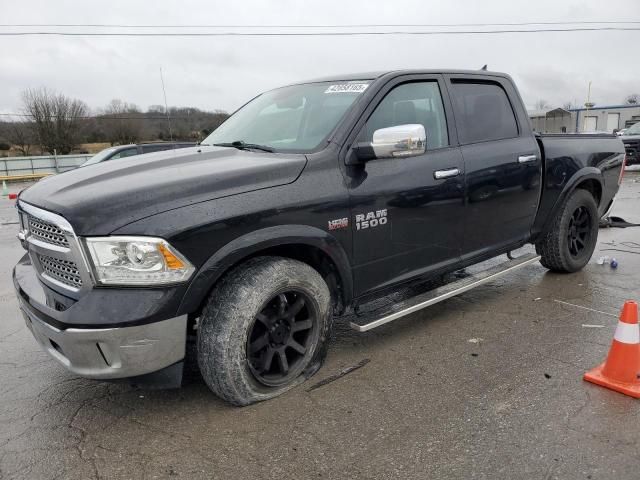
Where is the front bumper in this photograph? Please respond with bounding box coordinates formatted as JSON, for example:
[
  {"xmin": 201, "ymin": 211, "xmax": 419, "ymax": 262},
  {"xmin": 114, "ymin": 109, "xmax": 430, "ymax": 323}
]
[
  {"xmin": 20, "ymin": 306, "xmax": 187, "ymax": 379},
  {"xmin": 14, "ymin": 254, "xmax": 188, "ymax": 380}
]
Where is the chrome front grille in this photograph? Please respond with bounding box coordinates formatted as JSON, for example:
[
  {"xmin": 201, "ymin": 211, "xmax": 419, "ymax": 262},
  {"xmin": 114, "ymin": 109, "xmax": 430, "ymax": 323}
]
[
  {"xmin": 18, "ymin": 200, "xmax": 91, "ymax": 294},
  {"xmin": 27, "ymin": 214, "xmax": 69, "ymax": 247},
  {"xmin": 38, "ymin": 254, "xmax": 83, "ymax": 288}
]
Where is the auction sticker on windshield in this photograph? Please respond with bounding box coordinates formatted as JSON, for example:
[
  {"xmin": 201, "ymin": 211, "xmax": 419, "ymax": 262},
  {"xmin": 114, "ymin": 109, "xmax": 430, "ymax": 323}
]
[{"xmin": 324, "ymin": 83, "xmax": 369, "ymax": 94}]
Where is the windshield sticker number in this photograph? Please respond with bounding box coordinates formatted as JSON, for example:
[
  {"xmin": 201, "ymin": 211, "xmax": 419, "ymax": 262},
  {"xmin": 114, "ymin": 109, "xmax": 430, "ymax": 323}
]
[{"xmin": 324, "ymin": 83, "xmax": 369, "ymax": 94}]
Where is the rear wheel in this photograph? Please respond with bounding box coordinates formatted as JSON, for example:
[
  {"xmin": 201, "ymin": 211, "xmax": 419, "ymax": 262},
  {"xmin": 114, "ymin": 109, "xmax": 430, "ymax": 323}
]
[
  {"xmin": 536, "ymin": 189, "xmax": 599, "ymax": 272},
  {"xmin": 197, "ymin": 256, "xmax": 331, "ymax": 406}
]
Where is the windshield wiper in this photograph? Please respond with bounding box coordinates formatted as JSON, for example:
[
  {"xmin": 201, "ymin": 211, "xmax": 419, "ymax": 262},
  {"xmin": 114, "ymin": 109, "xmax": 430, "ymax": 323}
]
[{"xmin": 213, "ymin": 141, "xmax": 274, "ymax": 153}]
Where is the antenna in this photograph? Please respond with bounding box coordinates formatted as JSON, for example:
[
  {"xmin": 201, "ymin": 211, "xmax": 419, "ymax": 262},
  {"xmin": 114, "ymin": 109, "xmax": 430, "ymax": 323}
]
[
  {"xmin": 159, "ymin": 67, "xmax": 173, "ymax": 141},
  {"xmin": 480, "ymin": 64, "xmax": 488, "ymax": 70}
]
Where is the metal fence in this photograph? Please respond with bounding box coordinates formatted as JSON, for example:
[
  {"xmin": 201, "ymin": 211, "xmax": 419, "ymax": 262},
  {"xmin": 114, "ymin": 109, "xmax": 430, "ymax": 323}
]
[{"xmin": 0, "ymin": 154, "xmax": 92, "ymax": 177}]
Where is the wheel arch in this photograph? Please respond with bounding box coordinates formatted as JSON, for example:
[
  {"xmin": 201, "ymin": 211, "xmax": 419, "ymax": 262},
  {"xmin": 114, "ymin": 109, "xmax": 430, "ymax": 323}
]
[
  {"xmin": 177, "ymin": 225, "xmax": 353, "ymax": 318},
  {"xmin": 539, "ymin": 167, "xmax": 604, "ymax": 236}
]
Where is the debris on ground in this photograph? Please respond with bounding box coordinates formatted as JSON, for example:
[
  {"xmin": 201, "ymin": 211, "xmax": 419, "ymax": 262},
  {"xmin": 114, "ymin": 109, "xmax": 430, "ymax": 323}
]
[
  {"xmin": 468, "ymin": 338, "xmax": 484, "ymax": 344},
  {"xmin": 599, "ymin": 215, "xmax": 640, "ymax": 228},
  {"xmin": 582, "ymin": 324, "xmax": 605, "ymax": 328},
  {"xmin": 599, "ymin": 242, "xmax": 640, "ymax": 256},
  {"xmin": 552, "ymin": 299, "xmax": 618, "ymax": 318},
  {"xmin": 600, "ymin": 248, "xmax": 640, "ymax": 255},
  {"xmin": 306, "ymin": 359, "xmax": 370, "ymax": 392}
]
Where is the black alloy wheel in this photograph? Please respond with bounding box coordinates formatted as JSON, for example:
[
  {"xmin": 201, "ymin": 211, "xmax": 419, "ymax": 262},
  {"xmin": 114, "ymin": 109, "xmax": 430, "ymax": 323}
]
[
  {"xmin": 567, "ymin": 205, "xmax": 592, "ymax": 258},
  {"xmin": 246, "ymin": 290, "xmax": 317, "ymax": 387},
  {"xmin": 536, "ymin": 188, "xmax": 599, "ymax": 273}
]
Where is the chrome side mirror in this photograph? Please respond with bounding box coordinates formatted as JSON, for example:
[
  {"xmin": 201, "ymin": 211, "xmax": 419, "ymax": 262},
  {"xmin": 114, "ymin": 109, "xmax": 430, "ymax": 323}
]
[{"xmin": 353, "ymin": 124, "xmax": 426, "ymax": 162}]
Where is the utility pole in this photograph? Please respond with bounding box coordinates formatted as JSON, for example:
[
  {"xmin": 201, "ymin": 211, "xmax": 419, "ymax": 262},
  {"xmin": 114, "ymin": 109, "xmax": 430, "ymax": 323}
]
[{"xmin": 583, "ymin": 81, "xmax": 595, "ymax": 132}]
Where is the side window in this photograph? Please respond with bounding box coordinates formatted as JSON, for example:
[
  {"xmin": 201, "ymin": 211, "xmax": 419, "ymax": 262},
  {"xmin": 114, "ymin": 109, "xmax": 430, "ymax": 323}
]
[
  {"xmin": 109, "ymin": 148, "xmax": 138, "ymax": 160},
  {"xmin": 359, "ymin": 82, "xmax": 448, "ymax": 151},
  {"xmin": 142, "ymin": 144, "xmax": 171, "ymax": 154},
  {"xmin": 450, "ymin": 81, "xmax": 518, "ymax": 144}
]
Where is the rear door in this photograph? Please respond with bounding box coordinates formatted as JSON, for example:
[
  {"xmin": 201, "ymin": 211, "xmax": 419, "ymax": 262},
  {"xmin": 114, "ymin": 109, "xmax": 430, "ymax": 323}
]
[
  {"xmin": 446, "ymin": 75, "xmax": 542, "ymax": 258},
  {"xmin": 346, "ymin": 75, "xmax": 466, "ymax": 296}
]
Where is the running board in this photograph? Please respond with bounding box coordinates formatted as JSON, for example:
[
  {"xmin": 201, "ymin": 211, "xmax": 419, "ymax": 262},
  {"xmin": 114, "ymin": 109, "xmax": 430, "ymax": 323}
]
[{"xmin": 349, "ymin": 253, "xmax": 541, "ymax": 332}]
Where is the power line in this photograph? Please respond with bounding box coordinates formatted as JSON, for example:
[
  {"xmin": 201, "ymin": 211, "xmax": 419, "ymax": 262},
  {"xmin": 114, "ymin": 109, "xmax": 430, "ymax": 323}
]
[
  {"xmin": 1, "ymin": 27, "xmax": 639, "ymax": 37},
  {"xmin": 2, "ymin": 21, "xmax": 640, "ymax": 28}
]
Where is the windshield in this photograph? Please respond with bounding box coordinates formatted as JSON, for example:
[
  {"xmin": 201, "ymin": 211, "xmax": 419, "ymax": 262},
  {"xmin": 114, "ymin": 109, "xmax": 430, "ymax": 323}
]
[
  {"xmin": 81, "ymin": 147, "xmax": 118, "ymax": 167},
  {"xmin": 623, "ymin": 122, "xmax": 640, "ymax": 136},
  {"xmin": 202, "ymin": 81, "xmax": 372, "ymax": 152}
]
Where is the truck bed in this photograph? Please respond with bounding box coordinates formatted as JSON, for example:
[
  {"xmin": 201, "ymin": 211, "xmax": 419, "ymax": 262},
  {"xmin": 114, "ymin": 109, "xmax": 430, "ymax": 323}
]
[{"xmin": 533, "ymin": 133, "xmax": 625, "ymax": 235}]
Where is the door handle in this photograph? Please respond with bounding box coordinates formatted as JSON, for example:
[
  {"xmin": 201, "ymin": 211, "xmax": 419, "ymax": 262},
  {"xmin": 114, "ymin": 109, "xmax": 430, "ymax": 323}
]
[
  {"xmin": 518, "ymin": 155, "xmax": 537, "ymax": 164},
  {"xmin": 433, "ymin": 168, "xmax": 460, "ymax": 180}
]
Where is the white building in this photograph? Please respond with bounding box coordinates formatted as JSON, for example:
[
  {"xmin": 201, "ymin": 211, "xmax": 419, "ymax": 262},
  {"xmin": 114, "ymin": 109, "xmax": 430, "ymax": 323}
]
[{"xmin": 529, "ymin": 104, "xmax": 640, "ymax": 134}]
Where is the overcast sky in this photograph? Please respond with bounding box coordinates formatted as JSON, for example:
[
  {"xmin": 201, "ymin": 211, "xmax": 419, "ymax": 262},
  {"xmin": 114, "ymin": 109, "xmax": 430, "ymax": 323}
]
[{"xmin": 1, "ymin": 0, "xmax": 639, "ymax": 116}]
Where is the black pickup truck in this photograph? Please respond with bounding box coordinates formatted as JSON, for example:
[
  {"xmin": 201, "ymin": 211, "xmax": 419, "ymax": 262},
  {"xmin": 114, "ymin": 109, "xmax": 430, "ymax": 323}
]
[{"xmin": 13, "ymin": 70, "xmax": 625, "ymax": 405}]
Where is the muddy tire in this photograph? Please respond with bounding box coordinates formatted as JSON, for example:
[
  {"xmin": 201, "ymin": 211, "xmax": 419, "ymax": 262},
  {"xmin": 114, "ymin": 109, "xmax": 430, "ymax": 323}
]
[
  {"xmin": 536, "ymin": 189, "xmax": 599, "ymax": 273},
  {"xmin": 197, "ymin": 256, "xmax": 331, "ymax": 406}
]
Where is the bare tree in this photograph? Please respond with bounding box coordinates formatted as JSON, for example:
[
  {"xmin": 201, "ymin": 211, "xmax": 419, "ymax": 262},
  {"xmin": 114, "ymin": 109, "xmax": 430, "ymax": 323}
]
[
  {"xmin": 100, "ymin": 99, "xmax": 143, "ymax": 145},
  {"xmin": 6, "ymin": 121, "xmax": 35, "ymax": 156},
  {"xmin": 147, "ymin": 104, "xmax": 166, "ymax": 114},
  {"xmin": 22, "ymin": 88, "xmax": 88, "ymax": 154},
  {"xmin": 625, "ymin": 94, "xmax": 639, "ymax": 105},
  {"xmin": 534, "ymin": 99, "xmax": 551, "ymax": 111}
]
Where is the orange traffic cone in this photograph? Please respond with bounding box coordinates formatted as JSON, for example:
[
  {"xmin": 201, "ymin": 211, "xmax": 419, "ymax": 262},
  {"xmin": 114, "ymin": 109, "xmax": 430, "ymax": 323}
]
[{"xmin": 584, "ymin": 301, "xmax": 640, "ymax": 398}]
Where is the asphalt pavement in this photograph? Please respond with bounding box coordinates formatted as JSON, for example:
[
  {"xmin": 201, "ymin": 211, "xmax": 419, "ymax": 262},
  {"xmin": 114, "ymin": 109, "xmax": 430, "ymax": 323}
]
[{"xmin": 1, "ymin": 172, "xmax": 640, "ymax": 479}]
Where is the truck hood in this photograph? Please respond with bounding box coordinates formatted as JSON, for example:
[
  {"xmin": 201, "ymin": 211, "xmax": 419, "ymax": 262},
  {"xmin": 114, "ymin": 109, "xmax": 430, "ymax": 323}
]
[{"xmin": 20, "ymin": 146, "xmax": 307, "ymax": 235}]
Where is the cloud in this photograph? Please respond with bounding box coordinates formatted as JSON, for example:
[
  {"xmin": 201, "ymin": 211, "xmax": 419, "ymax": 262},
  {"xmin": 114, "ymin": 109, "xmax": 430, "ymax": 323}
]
[{"xmin": 1, "ymin": 0, "xmax": 639, "ymax": 114}]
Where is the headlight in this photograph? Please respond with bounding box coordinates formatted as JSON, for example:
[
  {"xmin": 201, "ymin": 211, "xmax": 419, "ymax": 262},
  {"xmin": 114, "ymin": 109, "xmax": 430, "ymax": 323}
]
[{"xmin": 84, "ymin": 236, "xmax": 195, "ymax": 285}]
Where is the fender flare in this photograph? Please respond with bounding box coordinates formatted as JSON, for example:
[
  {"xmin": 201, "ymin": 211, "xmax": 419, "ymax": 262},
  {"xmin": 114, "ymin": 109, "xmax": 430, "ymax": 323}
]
[
  {"xmin": 539, "ymin": 167, "xmax": 604, "ymax": 236},
  {"xmin": 176, "ymin": 225, "xmax": 353, "ymax": 316}
]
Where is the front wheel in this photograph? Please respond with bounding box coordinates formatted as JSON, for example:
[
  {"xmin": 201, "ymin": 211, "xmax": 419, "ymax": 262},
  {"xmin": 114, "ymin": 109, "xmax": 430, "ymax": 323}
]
[
  {"xmin": 197, "ymin": 256, "xmax": 331, "ymax": 406},
  {"xmin": 536, "ymin": 189, "xmax": 599, "ymax": 272}
]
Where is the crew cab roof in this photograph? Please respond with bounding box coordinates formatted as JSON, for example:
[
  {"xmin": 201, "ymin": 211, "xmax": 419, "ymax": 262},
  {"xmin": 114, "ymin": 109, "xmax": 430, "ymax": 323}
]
[{"xmin": 302, "ymin": 69, "xmax": 511, "ymax": 84}]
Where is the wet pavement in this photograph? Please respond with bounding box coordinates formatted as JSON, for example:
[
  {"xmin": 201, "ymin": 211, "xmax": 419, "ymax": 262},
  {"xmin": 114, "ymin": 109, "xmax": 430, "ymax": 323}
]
[{"xmin": 1, "ymin": 172, "xmax": 640, "ymax": 480}]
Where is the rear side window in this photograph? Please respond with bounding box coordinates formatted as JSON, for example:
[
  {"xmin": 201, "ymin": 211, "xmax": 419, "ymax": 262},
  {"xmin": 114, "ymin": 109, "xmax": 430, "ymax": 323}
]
[{"xmin": 450, "ymin": 81, "xmax": 518, "ymax": 144}]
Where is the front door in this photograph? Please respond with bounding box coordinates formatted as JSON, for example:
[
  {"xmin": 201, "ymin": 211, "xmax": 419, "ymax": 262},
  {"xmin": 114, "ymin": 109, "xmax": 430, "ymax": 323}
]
[{"xmin": 346, "ymin": 77, "xmax": 466, "ymax": 296}]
